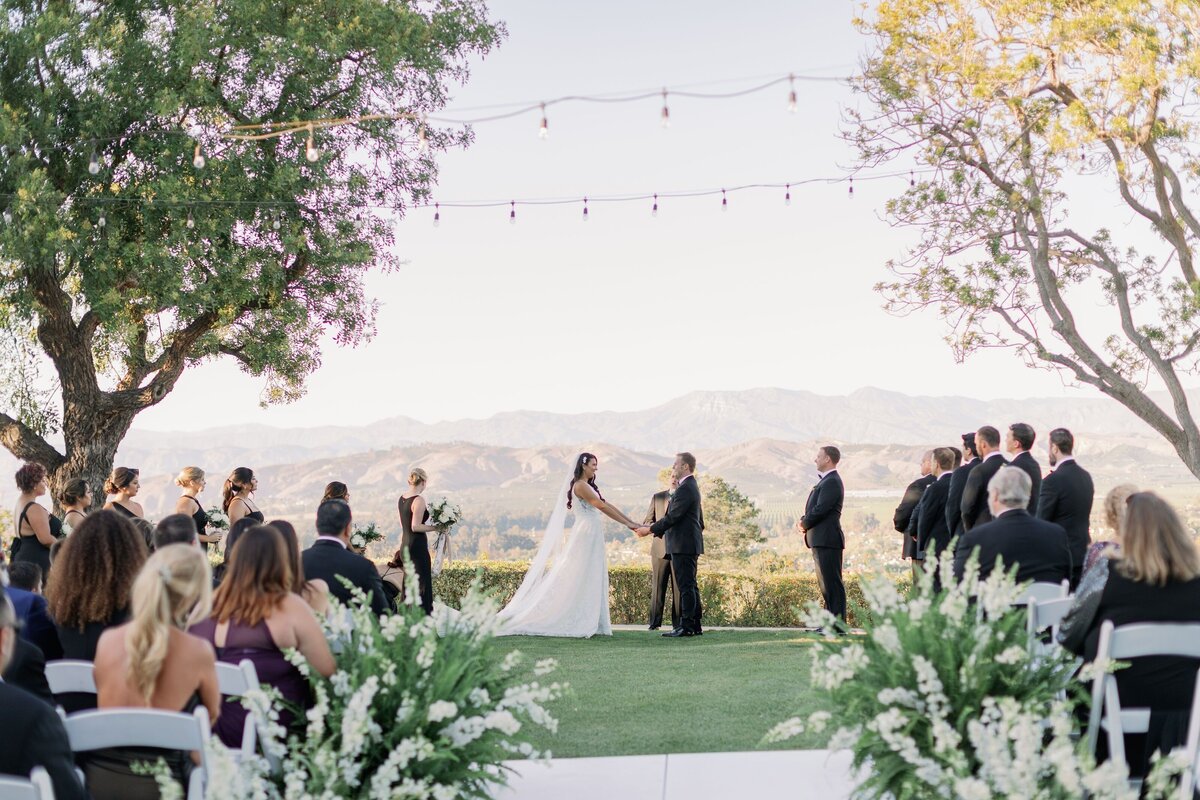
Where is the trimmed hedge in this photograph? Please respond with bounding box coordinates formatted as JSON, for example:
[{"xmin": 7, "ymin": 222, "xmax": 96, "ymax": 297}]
[{"xmin": 433, "ymin": 561, "xmax": 911, "ymax": 628}]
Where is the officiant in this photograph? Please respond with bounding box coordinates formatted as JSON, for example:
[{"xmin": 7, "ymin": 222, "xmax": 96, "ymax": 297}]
[{"xmin": 644, "ymin": 474, "xmax": 680, "ymax": 631}]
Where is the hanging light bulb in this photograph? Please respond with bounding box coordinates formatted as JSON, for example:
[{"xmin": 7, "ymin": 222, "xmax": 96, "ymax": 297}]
[
  {"xmin": 848, "ymin": 177, "xmax": 854, "ymax": 199},
  {"xmin": 582, "ymin": 197, "xmax": 589, "ymax": 222},
  {"xmin": 433, "ymin": 202, "xmax": 440, "ymax": 227},
  {"xmin": 721, "ymin": 189, "xmax": 727, "ymax": 212},
  {"xmin": 909, "ymin": 170, "xmax": 916, "ymax": 187},
  {"xmin": 305, "ymin": 124, "xmax": 319, "ymax": 162},
  {"xmin": 88, "ymin": 144, "xmax": 100, "ymax": 175},
  {"xmin": 192, "ymin": 143, "xmax": 206, "ymax": 170},
  {"xmin": 660, "ymin": 89, "xmax": 670, "ymax": 128},
  {"xmin": 509, "ymin": 200, "xmax": 516, "ymax": 224},
  {"xmin": 651, "ymin": 193, "xmax": 658, "ymax": 217},
  {"xmin": 538, "ymin": 103, "xmax": 549, "ymax": 140},
  {"xmin": 787, "ymin": 74, "xmax": 798, "ymax": 113},
  {"xmin": 97, "ymin": 212, "xmax": 106, "ymax": 228},
  {"xmin": 186, "ymin": 209, "xmax": 195, "ymax": 229},
  {"xmin": 784, "ymin": 184, "xmax": 791, "ymax": 206},
  {"xmin": 272, "ymin": 212, "xmax": 281, "ymax": 231}
]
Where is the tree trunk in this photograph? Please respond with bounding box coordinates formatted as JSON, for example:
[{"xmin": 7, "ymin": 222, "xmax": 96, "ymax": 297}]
[{"xmin": 47, "ymin": 406, "xmax": 136, "ymax": 515}]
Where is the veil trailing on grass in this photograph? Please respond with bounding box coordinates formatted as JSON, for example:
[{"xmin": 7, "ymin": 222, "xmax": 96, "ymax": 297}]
[{"xmin": 497, "ymin": 473, "xmax": 573, "ymax": 621}]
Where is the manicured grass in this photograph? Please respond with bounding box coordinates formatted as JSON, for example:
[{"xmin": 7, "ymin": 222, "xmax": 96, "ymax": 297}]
[{"xmin": 496, "ymin": 630, "xmax": 830, "ymax": 758}]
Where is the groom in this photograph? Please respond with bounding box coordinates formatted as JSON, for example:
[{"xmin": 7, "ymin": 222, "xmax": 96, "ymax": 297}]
[{"xmin": 636, "ymin": 452, "xmax": 704, "ymax": 637}]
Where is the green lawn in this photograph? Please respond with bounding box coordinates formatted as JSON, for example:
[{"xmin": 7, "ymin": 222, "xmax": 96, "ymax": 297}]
[{"xmin": 497, "ymin": 630, "xmax": 830, "ymax": 758}]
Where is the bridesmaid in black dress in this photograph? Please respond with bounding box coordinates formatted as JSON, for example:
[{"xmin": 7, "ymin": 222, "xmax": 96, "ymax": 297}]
[
  {"xmin": 223, "ymin": 467, "xmax": 264, "ymax": 529},
  {"xmin": 174, "ymin": 467, "xmax": 223, "ymax": 551},
  {"xmin": 10, "ymin": 463, "xmax": 62, "ymax": 575},
  {"xmin": 103, "ymin": 467, "xmax": 144, "ymax": 519},
  {"xmin": 59, "ymin": 478, "xmax": 92, "ymax": 532},
  {"xmin": 397, "ymin": 467, "xmax": 439, "ymax": 615}
]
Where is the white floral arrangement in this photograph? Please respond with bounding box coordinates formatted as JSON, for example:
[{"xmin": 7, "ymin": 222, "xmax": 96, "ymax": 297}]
[
  {"xmin": 201, "ymin": 579, "xmax": 565, "ymax": 799},
  {"xmin": 767, "ymin": 556, "xmax": 1191, "ymax": 799},
  {"xmin": 349, "ymin": 521, "xmax": 385, "ymax": 550},
  {"xmin": 206, "ymin": 507, "xmax": 230, "ymax": 531},
  {"xmin": 428, "ymin": 497, "xmax": 462, "ymax": 531}
]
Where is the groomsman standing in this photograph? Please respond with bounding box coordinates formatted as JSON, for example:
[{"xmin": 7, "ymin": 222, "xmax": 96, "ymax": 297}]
[
  {"xmin": 799, "ymin": 446, "xmax": 846, "ymax": 620},
  {"xmin": 946, "ymin": 433, "xmax": 980, "ymax": 539},
  {"xmin": 894, "ymin": 450, "xmax": 935, "ymax": 579},
  {"xmin": 960, "ymin": 425, "xmax": 1009, "ymax": 532},
  {"xmin": 1006, "ymin": 422, "xmax": 1043, "ymax": 514},
  {"xmin": 916, "ymin": 447, "xmax": 957, "ymax": 579},
  {"xmin": 1037, "ymin": 428, "xmax": 1095, "ymax": 589},
  {"xmin": 644, "ymin": 476, "xmax": 679, "ymax": 631}
]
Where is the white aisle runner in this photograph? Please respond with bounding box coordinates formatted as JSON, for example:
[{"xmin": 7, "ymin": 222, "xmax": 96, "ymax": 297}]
[{"xmin": 491, "ymin": 750, "xmax": 858, "ymax": 800}]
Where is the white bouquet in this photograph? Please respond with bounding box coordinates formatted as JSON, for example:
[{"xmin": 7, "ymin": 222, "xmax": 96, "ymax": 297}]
[
  {"xmin": 206, "ymin": 507, "xmax": 230, "ymax": 531},
  {"xmin": 350, "ymin": 521, "xmax": 385, "ymax": 551},
  {"xmin": 428, "ymin": 498, "xmax": 462, "ymax": 531}
]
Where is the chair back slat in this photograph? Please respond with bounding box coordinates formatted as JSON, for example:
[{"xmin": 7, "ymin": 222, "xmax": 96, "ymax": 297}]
[
  {"xmin": 45, "ymin": 660, "xmax": 96, "ymax": 695},
  {"xmin": 1109, "ymin": 624, "xmax": 1200, "ymax": 660},
  {"xmin": 215, "ymin": 659, "xmax": 261, "ymax": 759},
  {"xmin": 1028, "ymin": 597, "xmax": 1074, "ymax": 634},
  {"xmin": 1017, "ymin": 581, "xmax": 1069, "ymax": 605},
  {"xmin": 65, "ymin": 707, "xmax": 208, "ymax": 754},
  {"xmin": 0, "ymin": 769, "xmax": 48, "ymax": 800}
]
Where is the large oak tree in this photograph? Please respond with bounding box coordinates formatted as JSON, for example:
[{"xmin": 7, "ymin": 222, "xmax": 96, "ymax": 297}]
[
  {"xmin": 0, "ymin": 0, "xmax": 503, "ymax": 503},
  {"xmin": 853, "ymin": 0, "xmax": 1200, "ymax": 476}
]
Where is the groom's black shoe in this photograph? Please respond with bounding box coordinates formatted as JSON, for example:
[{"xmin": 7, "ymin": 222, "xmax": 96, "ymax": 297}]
[
  {"xmin": 648, "ymin": 625, "xmax": 661, "ymax": 631},
  {"xmin": 662, "ymin": 629, "xmax": 697, "ymax": 638}
]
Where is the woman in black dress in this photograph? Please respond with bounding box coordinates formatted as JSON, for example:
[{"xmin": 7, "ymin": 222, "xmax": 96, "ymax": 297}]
[
  {"xmin": 173, "ymin": 467, "xmax": 223, "ymax": 551},
  {"xmin": 223, "ymin": 467, "xmax": 264, "ymax": 528},
  {"xmin": 396, "ymin": 467, "xmax": 439, "ymax": 615},
  {"xmin": 10, "ymin": 463, "xmax": 62, "ymax": 575},
  {"xmin": 102, "ymin": 467, "xmax": 144, "ymax": 519},
  {"xmin": 59, "ymin": 478, "xmax": 92, "ymax": 533}
]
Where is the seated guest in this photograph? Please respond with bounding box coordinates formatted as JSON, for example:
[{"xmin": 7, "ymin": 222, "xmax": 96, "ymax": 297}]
[
  {"xmin": 89, "ymin": 545, "xmax": 219, "ymax": 800},
  {"xmin": 270, "ymin": 519, "xmax": 330, "ymax": 617},
  {"xmin": 1058, "ymin": 492, "xmax": 1200, "ymax": 776},
  {"xmin": 212, "ymin": 516, "xmax": 260, "ymax": 586},
  {"xmin": 3, "ymin": 634, "xmax": 54, "ymax": 705},
  {"xmin": 302, "ymin": 500, "xmax": 391, "ymax": 616},
  {"xmin": 191, "ymin": 525, "xmax": 335, "ymax": 747},
  {"xmin": 154, "ymin": 513, "xmax": 199, "ymax": 550},
  {"xmin": 5, "ymin": 562, "xmax": 62, "ymax": 660},
  {"xmin": 46, "ymin": 510, "xmax": 147, "ymax": 661},
  {"xmin": 0, "ymin": 586, "xmax": 87, "ymax": 800},
  {"xmin": 1083, "ymin": 484, "xmax": 1137, "ymax": 575},
  {"xmin": 952, "ymin": 466, "xmax": 1071, "ymax": 585},
  {"xmin": 129, "ymin": 517, "xmax": 155, "ymax": 552}
]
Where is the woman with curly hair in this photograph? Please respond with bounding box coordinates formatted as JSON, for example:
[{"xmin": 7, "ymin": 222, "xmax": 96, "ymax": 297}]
[
  {"xmin": 45, "ymin": 510, "xmax": 147, "ymax": 662},
  {"xmin": 10, "ymin": 462, "xmax": 63, "ymax": 574},
  {"xmin": 89, "ymin": 545, "xmax": 219, "ymax": 799}
]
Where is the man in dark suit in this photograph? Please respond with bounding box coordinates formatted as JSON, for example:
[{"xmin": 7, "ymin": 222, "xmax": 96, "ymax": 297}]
[
  {"xmin": 644, "ymin": 477, "xmax": 680, "ymax": 631},
  {"xmin": 302, "ymin": 500, "xmax": 391, "ymax": 616},
  {"xmin": 799, "ymin": 445, "xmax": 846, "ymax": 620},
  {"xmin": 1006, "ymin": 422, "xmax": 1043, "ymax": 515},
  {"xmin": 960, "ymin": 425, "xmax": 1009, "ymax": 532},
  {"xmin": 0, "ymin": 586, "xmax": 87, "ymax": 800},
  {"xmin": 894, "ymin": 450, "xmax": 934, "ymax": 578},
  {"xmin": 953, "ymin": 467, "xmax": 1071, "ymax": 584},
  {"xmin": 5, "ymin": 563, "xmax": 62, "ymax": 660},
  {"xmin": 1037, "ymin": 427, "xmax": 1095, "ymax": 589},
  {"xmin": 917, "ymin": 447, "xmax": 957, "ymax": 582},
  {"xmin": 636, "ymin": 453, "xmax": 705, "ymax": 637},
  {"xmin": 946, "ymin": 433, "xmax": 979, "ymax": 539}
]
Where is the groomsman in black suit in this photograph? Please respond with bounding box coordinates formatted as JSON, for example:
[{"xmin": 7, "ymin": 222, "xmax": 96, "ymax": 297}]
[
  {"xmin": 916, "ymin": 447, "xmax": 957, "ymax": 581},
  {"xmin": 894, "ymin": 450, "xmax": 935, "ymax": 579},
  {"xmin": 1006, "ymin": 422, "xmax": 1043, "ymax": 514},
  {"xmin": 946, "ymin": 433, "xmax": 979, "ymax": 539},
  {"xmin": 636, "ymin": 453, "xmax": 705, "ymax": 637},
  {"xmin": 799, "ymin": 445, "xmax": 846, "ymax": 620},
  {"xmin": 960, "ymin": 425, "xmax": 1009, "ymax": 532},
  {"xmin": 1037, "ymin": 428, "xmax": 1095, "ymax": 589},
  {"xmin": 644, "ymin": 477, "xmax": 679, "ymax": 631},
  {"xmin": 302, "ymin": 500, "xmax": 392, "ymax": 616}
]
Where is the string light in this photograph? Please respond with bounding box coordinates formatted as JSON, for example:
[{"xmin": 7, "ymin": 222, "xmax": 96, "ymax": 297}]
[
  {"xmin": 582, "ymin": 196, "xmax": 589, "ymax": 222},
  {"xmin": 87, "ymin": 145, "xmax": 100, "ymax": 175},
  {"xmin": 909, "ymin": 170, "xmax": 915, "ymax": 187},
  {"xmin": 96, "ymin": 212, "xmax": 106, "ymax": 228},
  {"xmin": 785, "ymin": 183, "xmax": 791, "ymax": 205},
  {"xmin": 538, "ymin": 103, "xmax": 548, "ymax": 140},
  {"xmin": 509, "ymin": 200, "xmax": 516, "ymax": 224},
  {"xmin": 721, "ymin": 189, "xmax": 727, "ymax": 212},
  {"xmin": 787, "ymin": 74, "xmax": 798, "ymax": 113},
  {"xmin": 660, "ymin": 89, "xmax": 670, "ymax": 129},
  {"xmin": 192, "ymin": 143, "xmax": 206, "ymax": 170},
  {"xmin": 433, "ymin": 202, "xmax": 440, "ymax": 227},
  {"xmin": 848, "ymin": 176, "xmax": 854, "ymax": 199},
  {"xmin": 304, "ymin": 124, "xmax": 319, "ymax": 162},
  {"xmin": 186, "ymin": 209, "xmax": 195, "ymax": 229},
  {"xmin": 651, "ymin": 193, "xmax": 658, "ymax": 217},
  {"xmin": 272, "ymin": 212, "xmax": 281, "ymax": 231}
]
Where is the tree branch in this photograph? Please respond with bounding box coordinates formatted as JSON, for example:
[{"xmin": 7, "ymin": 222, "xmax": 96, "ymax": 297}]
[{"xmin": 0, "ymin": 413, "xmax": 65, "ymax": 468}]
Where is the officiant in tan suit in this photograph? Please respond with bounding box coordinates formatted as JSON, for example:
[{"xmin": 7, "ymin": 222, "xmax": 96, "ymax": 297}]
[{"xmin": 644, "ymin": 475, "xmax": 680, "ymax": 631}]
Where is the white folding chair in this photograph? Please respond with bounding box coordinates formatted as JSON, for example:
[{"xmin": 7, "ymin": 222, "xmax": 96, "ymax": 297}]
[
  {"xmin": 215, "ymin": 659, "xmax": 261, "ymax": 760},
  {"xmin": 1027, "ymin": 596, "xmax": 1075, "ymax": 651},
  {"xmin": 0, "ymin": 767, "xmax": 54, "ymax": 800},
  {"xmin": 1086, "ymin": 621, "xmax": 1200, "ymax": 783},
  {"xmin": 1016, "ymin": 579, "xmax": 1070, "ymax": 606},
  {"xmin": 1176, "ymin": 671, "xmax": 1200, "ymax": 800},
  {"xmin": 44, "ymin": 660, "xmax": 96, "ymax": 696},
  {"xmin": 64, "ymin": 707, "xmax": 210, "ymax": 800}
]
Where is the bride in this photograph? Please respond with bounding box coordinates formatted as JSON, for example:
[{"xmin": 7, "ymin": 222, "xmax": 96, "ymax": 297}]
[{"xmin": 498, "ymin": 452, "xmax": 642, "ymax": 638}]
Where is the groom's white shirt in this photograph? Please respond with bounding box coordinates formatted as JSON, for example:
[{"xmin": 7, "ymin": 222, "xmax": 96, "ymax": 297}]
[{"xmin": 816, "ymin": 468, "xmax": 838, "ymax": 481}]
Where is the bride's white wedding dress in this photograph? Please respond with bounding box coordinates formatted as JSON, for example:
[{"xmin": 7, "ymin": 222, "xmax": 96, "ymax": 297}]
[{"xmin": 497, "ymin": 482, "xmax": 612, "ymax": 638}]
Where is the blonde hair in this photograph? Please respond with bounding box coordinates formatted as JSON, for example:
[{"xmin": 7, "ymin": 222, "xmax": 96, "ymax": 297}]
[
  {"xmin": 125, "ymin": 545, "xmax": 212, "ymax": 703},
  {"xmin": 1116, "ymin": 492, "xmax": 1200, "ymax": 587},
  {"xmin": 174, "ymin": 466, "xmax": 205, "ymax": 488},
  {"xmin": 408, "ymin": 467, "xmax": 428, "ymax": 487},
  {"xmin": 1103, "ymin": 484, "xmax": 1138, "ymax": 538}
]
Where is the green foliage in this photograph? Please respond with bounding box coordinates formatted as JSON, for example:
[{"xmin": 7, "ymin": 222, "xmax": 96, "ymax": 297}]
[
  {"xmin": 434, "ymin": 561, "xmax": 909, "ymax": 627},
  {"xmin": 698, "ymin": 474, "xmax": 764, "ymax": 564}
]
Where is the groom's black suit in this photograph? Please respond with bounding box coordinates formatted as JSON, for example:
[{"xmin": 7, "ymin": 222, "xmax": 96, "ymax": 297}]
[
  {"xmin": 649, "ymin": 474, "xmax": 704, "ymax": 634},
  {"xmin": 803, "ymin": 470, "xmax": 846, "ymax": 619},
  {"xmin": 644, "ymin": 489, "xmax": 679, "ymax": 630}
]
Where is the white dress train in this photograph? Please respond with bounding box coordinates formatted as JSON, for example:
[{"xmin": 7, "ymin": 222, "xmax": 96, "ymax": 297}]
[{"xmin": 497, "ymin": 489, "xmax": 612, "ymax": 638}]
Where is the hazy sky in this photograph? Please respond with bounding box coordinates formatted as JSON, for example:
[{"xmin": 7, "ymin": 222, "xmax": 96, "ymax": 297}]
[{"xmin": 136, "ymin": 1, "xmax": 1109, "ymax": 432}]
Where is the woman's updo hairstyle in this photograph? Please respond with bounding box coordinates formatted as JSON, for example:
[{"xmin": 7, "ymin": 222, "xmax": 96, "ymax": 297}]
[
  {"xmin": 15, "ymin": 462, "xmax": 47, "ymax": 493},
  {"xmin": 566, "ymin": 452, "xmax": 602, "ymax": 510},
  {"xmin": 103, "ymin": 466, "xmax": 139, "ymax": 496},
  {"xmin": 321, "ymin": 481, "xmax": 349, "ymax": 502},
  {"xmin": 175, "ymin": 466, "xmax": 205, "ymax": 489},
  {"xmin": 59, "ymin": 478, "xmax": 90, "ymax": 507},
  {"xmin": 408, "ymin": 468, "xmax": 428, "ymax": 487},
  {"xmin": 222, "ymin": 467, "xmax": 255, "ymax": 513}
]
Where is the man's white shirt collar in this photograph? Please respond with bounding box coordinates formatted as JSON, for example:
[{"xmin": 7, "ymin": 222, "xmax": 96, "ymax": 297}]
[
  {"xmin": 678, "ymin": 474, "xmax": 694, "ymax": 486},
  {"xmin": 1054, "ymin": 455, "xmax": 1076, "ymax": 466},
  {"xmin": 316, "ymin": 535, "xmax": 348, "ymax": 549},
  {"xmin": 817, "ymin": 468, "xmax": 838, "ymax": 480},
  {"xmin": 984, "ymin": 450, "xmax": 1004, "ymax": 461}
]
